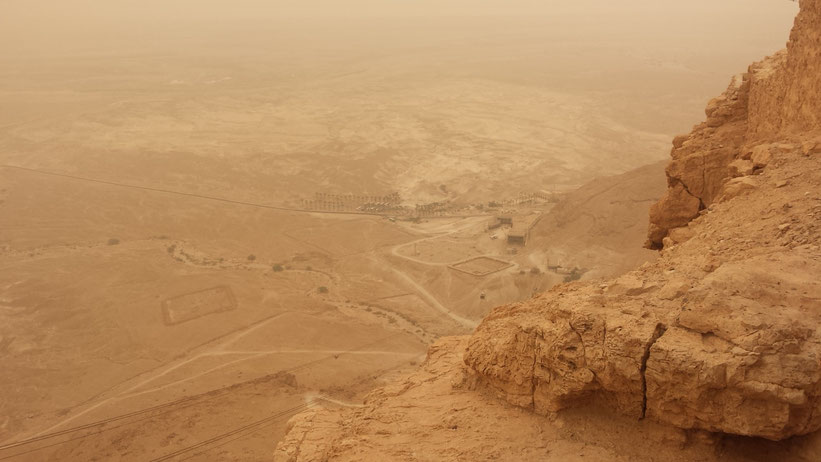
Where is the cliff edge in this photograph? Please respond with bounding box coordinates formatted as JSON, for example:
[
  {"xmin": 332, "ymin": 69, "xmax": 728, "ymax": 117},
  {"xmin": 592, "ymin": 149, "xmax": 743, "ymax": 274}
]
[
  {"xmin": 274, "ymin": 1, "xmax": 821, "ymax": 459},
  {"xmin": 466, "ymin": 0, "xmax": 821, "ymax": 440},
  {"xmin": 647, "ymin": 0, "xmax": 821, "ymax": 248}
]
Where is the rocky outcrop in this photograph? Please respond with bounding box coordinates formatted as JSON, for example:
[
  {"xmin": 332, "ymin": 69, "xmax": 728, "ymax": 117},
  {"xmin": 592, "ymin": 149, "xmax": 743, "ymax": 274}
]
[
  {"xmin": 748, "ymin": 0, "xmax": 821, "ymax": 139},
  {"xmin": 464, "ymin": 283, "xmax": 665, "ymax": 419},
  {"xmin": 464, "ymin": 0, "xmax": 821, "ymax": 439},
  {"xmin": 275, "ymin": 0, "xmax": 821, "ymax": 456},
  {"xmin": 275, "ymin": 337, "xmax": 821, "ymax": 462},
  {"xmin": 647, "ymin": 0, "xmax": 821, "ymax": 248},
  {"xmin": 646, "ymin": 70, "xmax": 750, "ymax": 247},
  {"xmin": 467, "ymin": 211, "xmax": 821, "ymax": 440}
]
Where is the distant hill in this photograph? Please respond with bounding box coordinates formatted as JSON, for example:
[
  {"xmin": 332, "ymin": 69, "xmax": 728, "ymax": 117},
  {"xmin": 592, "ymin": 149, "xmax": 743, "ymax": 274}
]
[{"xmin": 528, "ymin": 160, "xmax": 667, "ymax": 280}]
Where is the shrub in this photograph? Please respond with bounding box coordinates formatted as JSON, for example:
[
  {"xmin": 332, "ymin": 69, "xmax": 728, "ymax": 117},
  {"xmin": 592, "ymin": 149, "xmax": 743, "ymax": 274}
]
[
  {"xmin": 247, "ymin": 254, "xmax": 256, "ymax": 261},
  {"xmin": 272, "ymin": 264, "xmax": 284, "ymax": 272},
  {"xmin": 317, "ymin": 286, "xmax": 329, "ymax": 294},
  {"xmin": 530, "ymin": 266, "xmax": 541, "ymax": 275},
  {"xmin": 107, "ymin": 238, "xmax": 120, "ymax": 246}
]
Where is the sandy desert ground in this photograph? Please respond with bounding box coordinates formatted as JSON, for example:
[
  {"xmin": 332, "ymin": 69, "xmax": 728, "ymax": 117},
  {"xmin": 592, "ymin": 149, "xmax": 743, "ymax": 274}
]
[{"xmin": 0, "ymin": 1, "xmax": 799, "ymax": 460}]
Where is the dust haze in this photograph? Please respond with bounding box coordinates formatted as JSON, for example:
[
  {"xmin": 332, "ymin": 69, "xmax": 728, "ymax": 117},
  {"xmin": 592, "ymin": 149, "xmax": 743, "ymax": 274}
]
[{"xmin": 0, "ymin": 1, "xmax": 797, "ymax": 460}]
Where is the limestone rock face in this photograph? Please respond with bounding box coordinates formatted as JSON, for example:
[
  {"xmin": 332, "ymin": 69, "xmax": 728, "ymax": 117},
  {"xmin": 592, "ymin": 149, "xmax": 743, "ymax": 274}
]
[
  {"xmin": 748, "ymin": 0, "xmax": 821, "ymax": 138},
  {"xmin": 645, "ymin": 67, "xmax": 759, "ymax": 248},
  {"xmin": 274, "ymin": 336, "xmax": 821, "ymax": 462},
  {"xmin": 464, "ymin": 288, "xmax": 664, "ymax": 419},
  {"xmin": 465, "ymin": 196, "xmax": 821, "ymax": 439},
  {"xmin": 647, "ymin": 0, "xmax": 821, "ymax": 248},
  {"xmin": 645, "ymin": 254, "xmax": 821, "ymax": 440},
  {"xmin": 646, "ymin": 183, "xmax": 702, "ymax": 247}
]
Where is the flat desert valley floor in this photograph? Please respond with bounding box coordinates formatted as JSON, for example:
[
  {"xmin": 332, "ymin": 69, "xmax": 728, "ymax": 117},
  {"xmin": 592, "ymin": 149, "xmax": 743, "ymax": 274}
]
[{"xmin": 0, "ymin": 1, "xmax": 799, "ymax": 460}]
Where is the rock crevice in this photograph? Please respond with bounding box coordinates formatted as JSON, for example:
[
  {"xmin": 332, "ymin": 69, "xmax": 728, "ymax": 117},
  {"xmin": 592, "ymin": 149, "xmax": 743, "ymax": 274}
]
[{"xmin": 640, "ymin": 324, "xmax": 667, "ymax": 419}]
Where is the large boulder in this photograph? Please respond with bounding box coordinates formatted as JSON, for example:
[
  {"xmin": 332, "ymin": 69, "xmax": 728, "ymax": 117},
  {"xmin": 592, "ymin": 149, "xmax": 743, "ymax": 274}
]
[{"xmin": 464, "ymin": 249, "xmax": 821, "ymax": 440}]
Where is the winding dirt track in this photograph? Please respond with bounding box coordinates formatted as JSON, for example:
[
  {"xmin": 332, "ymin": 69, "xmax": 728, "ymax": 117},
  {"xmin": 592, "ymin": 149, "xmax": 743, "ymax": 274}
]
[
  {"xmin": 2, "ymin": 164, "xmax": 483, "ymax": 448},
  {"xmin": 385, "ymin": 217, "xmax": 487, "ymax": 328},
  {"xmin": 28, "ymin": 310, "xmax": 419, "ymax": 440},
  {"xmin": 388, "ymin": 267, "xmax": 478, "ymax": 329}
]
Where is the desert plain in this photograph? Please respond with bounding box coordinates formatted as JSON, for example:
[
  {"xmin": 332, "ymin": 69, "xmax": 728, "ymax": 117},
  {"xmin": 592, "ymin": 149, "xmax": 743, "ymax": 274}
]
[{"xmin": 0, "ymin": 1, "xmax": 799, "ymax": 460}]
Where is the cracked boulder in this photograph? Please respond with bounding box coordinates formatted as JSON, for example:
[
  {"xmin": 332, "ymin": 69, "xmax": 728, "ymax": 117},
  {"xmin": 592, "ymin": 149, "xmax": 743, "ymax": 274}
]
[
  {"xmin": 646, "ymin": 254, "xmax": 821, "ymax": 440},
  {"xmin": 464, "ymin": 284, "xmax": 669, "ymax": 421},
  {"xmin": 463, "ymin": 249, "xmax": 821, "ymax": 440}
]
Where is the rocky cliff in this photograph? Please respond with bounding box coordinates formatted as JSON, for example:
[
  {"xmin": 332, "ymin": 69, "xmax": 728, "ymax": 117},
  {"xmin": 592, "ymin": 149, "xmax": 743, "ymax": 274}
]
[
  {"xmin": 466, "ymin": 0, "xmax": 821, "ymax": 440},
  {"xmin": 647, "ymin": 0, "xmax": 821, "ymax": 248},
  {"xmin": 274, "ymin": 1, "xmax": 821, "ymax": 459},
  {"xmin": 466, "ymin": 158, "xmax": 821, "ymax": 439}
]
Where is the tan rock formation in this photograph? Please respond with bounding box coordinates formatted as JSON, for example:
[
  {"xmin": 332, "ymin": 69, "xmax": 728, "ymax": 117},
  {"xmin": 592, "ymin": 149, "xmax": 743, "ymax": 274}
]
[
  {"xmin": 748, "ymin": 0, "xmax": 821, "ymax": 138},
  {"xmin": 465, "ymin": 138, "xmax": 821, "ymax": 440},
  {"xmin": 648, "ymin": 0, "xmax": 821, "ymax": 248}
]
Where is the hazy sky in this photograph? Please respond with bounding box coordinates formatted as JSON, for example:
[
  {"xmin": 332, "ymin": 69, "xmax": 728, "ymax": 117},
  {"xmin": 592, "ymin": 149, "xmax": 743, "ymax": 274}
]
[
  {"xmin": 1, "ymin": 0, "xmax": 798, "ymax": 28},
  {"xmin": 0, "ymin": 0, "xmax": 798, "ymax": 59},
  {"xmin": 0, "ymin": 0, "xmax": 800, "ymax": 18}
]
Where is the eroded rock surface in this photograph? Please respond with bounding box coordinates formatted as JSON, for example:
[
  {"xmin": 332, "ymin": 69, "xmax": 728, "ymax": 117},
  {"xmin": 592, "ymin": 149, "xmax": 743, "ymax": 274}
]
[
  {"xmin": 466, "ymin": 142, "xmax": 821, "ymax": 440},
  {"xmin": 466, "ymin": 0, "xmax": 821, "ymax": 436},
  {"xmin": 648, "ymin": 0, "xmax": 821, "ymax": 248},
  {"xmin": 275, "ymin": 337, "xmax": 821, "ymax": 462}
]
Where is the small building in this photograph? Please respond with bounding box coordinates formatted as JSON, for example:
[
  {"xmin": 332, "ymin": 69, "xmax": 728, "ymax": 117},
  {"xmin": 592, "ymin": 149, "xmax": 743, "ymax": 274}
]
[
  {"xmin": 506, "ymin": 214, "xmax": 541, "ymax": 245},
  {"xmin": 507, "ymin": 227, "xmax": 529, "ymax": 245},
  {"xmin": 497, "ymin": 215, "xmax": 513, "ymax": 225},
  {"xmin": 487, "ymin": 217, "xmax": 503, "ymax": 230}
]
